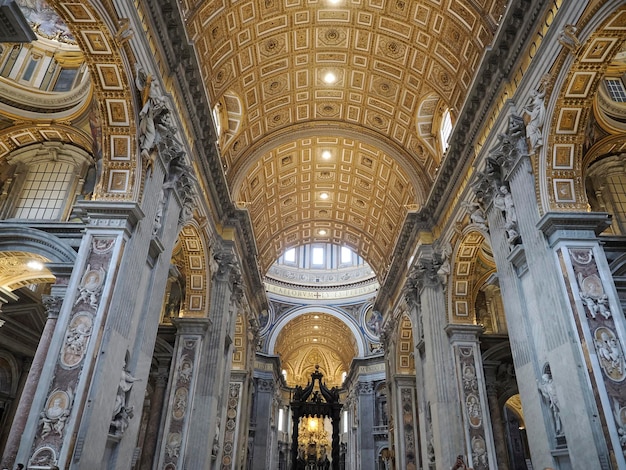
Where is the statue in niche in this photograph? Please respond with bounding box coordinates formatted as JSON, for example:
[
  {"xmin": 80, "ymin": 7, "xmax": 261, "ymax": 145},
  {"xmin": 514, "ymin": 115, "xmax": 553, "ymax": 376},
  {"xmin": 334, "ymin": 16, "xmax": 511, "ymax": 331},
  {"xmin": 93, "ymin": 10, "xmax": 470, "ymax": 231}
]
[
  {"xmin": 164, "ymin": 265, "xmax": 185, "ymax": 320},
  {"xmin": 522, "ymin": 75, "xmax": 550, "ymax": 153},
  {"xmin": 538, "ymin": 372, "xmax": 562, "ymax": 435},
  {"xmin": 110, "ymin": 406, "xmax": 134, "ymax": 436},
  {"xmin": 83, "ymin": 100, "xmax": 103, "ymax": 199},
  {"xmin": 493, "ymin": 185, "xmax": 520, "ymax": 245},
  {"xmin": 110, "ymin": 359, "xmax": 140, "ymax": 436},
  {"xmin": 436, "ymin": 243, "xmax": 451, "ymax": 288},
  {"xmin": 152, "ymin": 189, "xmax": 166, "ymax": 237}
]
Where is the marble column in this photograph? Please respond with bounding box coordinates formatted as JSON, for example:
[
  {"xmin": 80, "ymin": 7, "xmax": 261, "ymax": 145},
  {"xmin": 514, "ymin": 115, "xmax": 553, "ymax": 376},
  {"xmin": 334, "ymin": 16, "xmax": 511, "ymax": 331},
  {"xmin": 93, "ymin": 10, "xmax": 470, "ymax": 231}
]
[
  {"xmin": 14, "ymin": 203, "xmax": 145, "ymax": 469},
  {"xmin": 138, "ymin": 357, "xmax": 170, "ymax": 470},
  {"xmin": 221, "ymin": 371, "xmax": 247, "ymax": 470},
  {"xmin": 155, "ymin": 317, "xmax": 210, "ymax": 469},
  {"xmin": 538, "ymin": 212, "xmax": 626, "ymax": 468},
  {"xmin": 406, "ymin": 247, "xmax": 465, "ymax": 469},
  {"xmin": 483, "ymin": 361, "xmax": 510, "ymax": 470},
  {"xmin": 392, "ymin": 376, "xmax": 418, "ymax": 470},
  {"xmin": 1, "ymin": 295, "xmax": 62, "ymax": 469},
  {"xmin": 474, "ymin": 114, "xmax": 612, "ymax": 468},
  {"xmin": 447, "ymin": 324, "xmax": 497, "ymax": 470},
  {"xmin": 182, "ymin": 246, "xmax": 240, "ymax": 469},
  {"xmin": 251, "ymin": 377, "xmax": 276, "ymax": 470},
  {"xmin": 357, "ymin": 381, "xmax": 376, "ymax": 470}
]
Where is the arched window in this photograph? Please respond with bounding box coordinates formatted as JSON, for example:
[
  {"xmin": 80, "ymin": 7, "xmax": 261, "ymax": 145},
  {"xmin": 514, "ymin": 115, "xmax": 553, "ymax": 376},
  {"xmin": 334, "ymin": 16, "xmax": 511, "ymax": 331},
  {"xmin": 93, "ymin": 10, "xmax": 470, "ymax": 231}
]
[
  {"xmin": 212, "ymin": 104, "xmax": 222, "ymax": 136},
  {"xmin": 440, "ymin": 108, "xmax": 453, "ymax": 152},
  {"xmin": 0, "ymin": 143, "xmax": 93, "ymax": 221}
]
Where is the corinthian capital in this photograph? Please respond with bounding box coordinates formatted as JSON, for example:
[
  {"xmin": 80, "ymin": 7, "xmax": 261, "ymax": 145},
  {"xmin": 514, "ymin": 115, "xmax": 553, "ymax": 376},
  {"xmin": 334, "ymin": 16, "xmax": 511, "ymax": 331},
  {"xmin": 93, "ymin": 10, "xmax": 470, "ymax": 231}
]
[
  {"xmin": 407, "ymin": 257, "xmax": 441, "ymax": 293},
  {"xmin": 213, "ymin": 251, "xmax": 237, "ymax": 281},
  {"xmin": 42, "ymin": 295, "xmax": 64, "ymax": 318}
]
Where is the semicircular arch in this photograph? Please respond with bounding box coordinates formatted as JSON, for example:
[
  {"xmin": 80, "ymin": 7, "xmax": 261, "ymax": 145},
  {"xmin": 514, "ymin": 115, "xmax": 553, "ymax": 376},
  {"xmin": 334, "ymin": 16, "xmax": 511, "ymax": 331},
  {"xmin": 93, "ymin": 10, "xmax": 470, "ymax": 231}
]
[
  {"xmin": 449, "ymin": 228, "xmax": 493, "ymax": 323},
  {"xmin": 266, "ymin": 305, "xmax": 367, "ymax": 358},
  {"xmin": 540, "ymin": 3, "xmax": 626, "ymax": 212},
  {"xmin": 176, "ymin": 222, "xmax": 211, "ymax": 317},
  {"xmin": 0, "ymin": 225, "xmax": 77, "ymax": 264},
  {"xmin": 33, "ymin": 1, "xmax": 140, "ymax": 200}
]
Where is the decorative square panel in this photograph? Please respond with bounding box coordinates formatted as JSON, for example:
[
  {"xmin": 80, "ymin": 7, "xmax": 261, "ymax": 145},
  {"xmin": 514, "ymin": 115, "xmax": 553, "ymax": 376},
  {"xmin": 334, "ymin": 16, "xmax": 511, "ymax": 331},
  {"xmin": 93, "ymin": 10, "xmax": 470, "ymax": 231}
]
[
  {"xmin": 110, "ymin": 136, "xmax": 131, "ymax": 160},
  {"xmin": 108, "ymin": 170, "xmax": 129, "ymax": 193},
  {"xmin": 553, "ymin": 179, "xmax": 576, "ymax": 203},
  {"xmin": 10, "ymin": 131, "xmax": 36, "ymax": 146},
  {"xmin": 455, "ymin": 280, "xmax": 468, "ymax": 296},
  {"xmin": 190, "ymin": 274, "xmax": 203, "ymax": 290},
  {"xmin": 187, "ymin": 256, "xmax": 204, "ymax": 274},
  {"xmin": 455, "ymin": 301, "xmax": 469, "ymax": 316},
  {"xmin": 60, "ymin": 3, "xmax": 96, "ymax": 22},
  {"xmin": 0, "ymin": 142, "xmax": 8, "ymax": 158},
  {"xmin": 581, "ymin": 37, "xmax": 618, "ymax": 63},
  {"xmin": 106, "ymin": 100, "xmax": 129, "ymax": 126},
  {"xmin": 189, "ymin": 295, "xmax": 203, "ymax": 310},
  {"xmin": 456, "ymin": 261, "xmax": 471, "ymax": 276},
  {"xmin": 96, "ymin": 64, "xmax": 123, "ymax": 90},
  {"xmin": 565, "ymin": 72, "xmax": 595, "ymax": 98},
  {"xmin": 459, "ymin": 245, "xmax": 477, "ymax": 258},
  {"xmin": 606, "ymin": 10, "xmax": 626, "ymax": 30},
  {"xmin": 81, "ymin": 31, "xmax": 112, "ymax": 54},
  {"xmin": 553, "ymin": 144, "xmax": 574, "ymax": 169},
  {"xmin": 39, "ymin": 130, "xmax": 63, "ymax": 141},
  {"xmin": 556, "ymin": 108, "xmax": 581, "ymax": 134}
]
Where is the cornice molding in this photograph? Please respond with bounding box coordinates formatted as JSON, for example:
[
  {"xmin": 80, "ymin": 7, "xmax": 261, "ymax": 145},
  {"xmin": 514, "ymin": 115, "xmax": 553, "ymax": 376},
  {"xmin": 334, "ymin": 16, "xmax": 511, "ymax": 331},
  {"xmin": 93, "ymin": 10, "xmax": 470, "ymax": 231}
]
[{"xmin": 145, "ymin": 0, "xmax": 266, "ymax": 309}]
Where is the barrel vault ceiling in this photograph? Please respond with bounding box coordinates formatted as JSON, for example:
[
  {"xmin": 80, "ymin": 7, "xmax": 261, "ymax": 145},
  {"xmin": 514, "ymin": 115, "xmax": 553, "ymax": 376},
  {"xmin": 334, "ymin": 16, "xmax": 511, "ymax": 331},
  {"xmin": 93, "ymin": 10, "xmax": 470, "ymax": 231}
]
[{"xmin": 181, "ymin": 0, "xmax": 508, "ymax": 278}]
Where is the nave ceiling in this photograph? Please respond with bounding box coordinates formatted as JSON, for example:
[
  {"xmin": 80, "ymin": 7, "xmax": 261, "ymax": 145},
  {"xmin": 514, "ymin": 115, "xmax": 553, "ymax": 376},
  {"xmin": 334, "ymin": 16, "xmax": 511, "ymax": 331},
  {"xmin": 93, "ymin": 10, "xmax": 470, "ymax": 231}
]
[{"xmin": 181, "ymin": 0, "xmax": 509, "ymax": 278}]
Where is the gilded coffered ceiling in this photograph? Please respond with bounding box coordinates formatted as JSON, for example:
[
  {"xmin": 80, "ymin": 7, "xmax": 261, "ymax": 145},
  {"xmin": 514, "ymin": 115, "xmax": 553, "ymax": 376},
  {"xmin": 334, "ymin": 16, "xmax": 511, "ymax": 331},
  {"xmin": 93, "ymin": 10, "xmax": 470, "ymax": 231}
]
[
  {"xmin": 181, "ymin": 0, "xmax": 508, "ymax": 276},
  {"xmin": 274, "ymin": 312, "xmax": 357, "ymax": 387},
  {"xmin": 0, "ymin": 252, "xmax": 54, "ymax": 291}
]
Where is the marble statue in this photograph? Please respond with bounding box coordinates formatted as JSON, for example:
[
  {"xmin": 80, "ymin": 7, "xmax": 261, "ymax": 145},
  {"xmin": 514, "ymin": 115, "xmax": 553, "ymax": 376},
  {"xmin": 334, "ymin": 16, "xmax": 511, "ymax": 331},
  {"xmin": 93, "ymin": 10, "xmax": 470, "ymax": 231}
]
[
  {"xmin": 493, "ymin": 185, "xmax": 520, "ymax": 245},
  {"xmin": 522, "ymin": 87, "xmax": 546, "ymax": 153},
  {"xmin": 110, "ymin": 359, "xmax": 139, "ymax": 435},
  {"xmin": 538, "ymin": 373, "xmax": 562, "ymax": 435}
]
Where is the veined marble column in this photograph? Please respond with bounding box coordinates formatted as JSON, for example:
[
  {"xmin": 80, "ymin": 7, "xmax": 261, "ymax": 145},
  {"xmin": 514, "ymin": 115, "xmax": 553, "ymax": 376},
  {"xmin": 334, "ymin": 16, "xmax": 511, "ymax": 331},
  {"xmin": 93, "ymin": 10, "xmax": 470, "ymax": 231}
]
[
  {"xmin": 138, "ymin": 357, "xmax": 170, "ymax": 470},
  {"xmin": 1, "ymin": 295, "xmax": 62, "ymax": 469},
  {"xmin": 221, "ymin": 371, "xmax": 247, "ymax": 470},
  {"xmin": 155, "ymin": 317, "xmax": 210, "ymax": 469},
  {"xmin": 483, "ymin": 361, "xmax": 510, "ymax": 470},
  {"xmin": 402, "ymin": 280, "xmax": 431, "ymax": 470},
  {"xmin": 538, "ymin": 212, "xmax": 626, "ymax": 468},
  {"xmin": 447, "ymin": 324, "xmax": 497, "ymax": 470}
]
